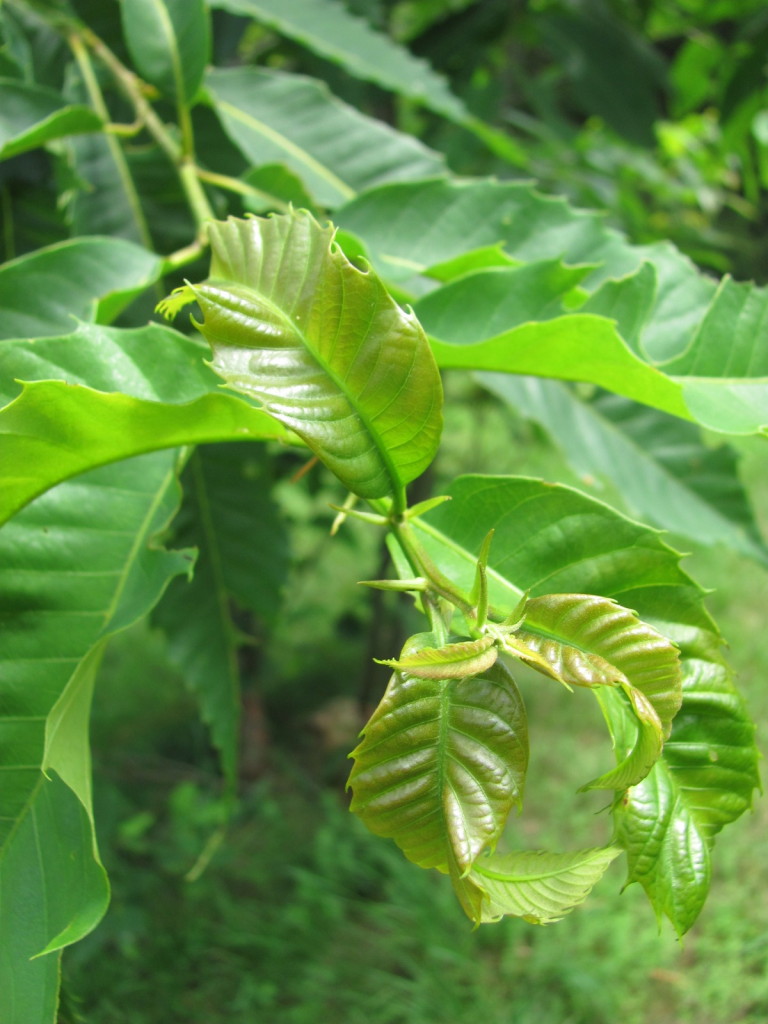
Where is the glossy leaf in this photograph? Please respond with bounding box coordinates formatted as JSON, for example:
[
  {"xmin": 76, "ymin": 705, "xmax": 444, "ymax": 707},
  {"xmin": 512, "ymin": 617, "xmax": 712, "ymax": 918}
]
[
  {"xmin": 206, "ymin": 67, "xmax": 446, "ymax": 208},
  {"xmin": 585, "ymin": 685, "xmax": 663, "ymax": 791},
  {"xmin": 410, "ymin": 475, "xmax": 759, "ymax": 929},
  {"xmin": 0, "ymin": 453, "xmax": 192, "ymax": 1023},
  {"xmin": 162, "ymin": 211, "xmax": 443, "ymax": 503},
  {"xmin": 518, "ymin": 594, "xmax": 680, "ymax": 727},
  {"xmin": 481, "ymin": 375, "xmax": 768, "ymax": 565},
  {"xmin": 0, "ymin": 238, "xmax": 161, "ymax": 339},
  {"xmin": 470, "ymin": 847, "xmax": 622, "ymax": 924},
  {"xmin": 614, "ymin": 627, "xmax": 759, "ymax": 934},
  {"xmin": 377, "ymin": 635, "xmax": 498, "ymax": 679},
  {"xmin": 0, "ymin": 77, "xmax": 102, "ymax": 159},
  {"xmin": 153, "ymin": 444, "xmax": 290, "ymax": 784},
  {"xmin": 0, "ymin": 322, "xmax": 288, "ymax": 524},
  {"xmin": 210, "ymin": 0, "xmax": 466, "ymax": 121},
  {"xmin": 121, "ymin": 0, "xmax": 210, "ymax": 104},
  {"xmin": 348, "ymin": 647, "xmax": 528, "ymax": 874}
]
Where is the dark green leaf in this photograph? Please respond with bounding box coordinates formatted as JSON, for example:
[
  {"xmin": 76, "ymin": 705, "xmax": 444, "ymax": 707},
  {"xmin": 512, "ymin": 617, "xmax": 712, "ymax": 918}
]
[
  {"xmin": 121, "ymin": 0, "xmax": 211, "ymax": 104},
  {"xmin": 0, "ymin": 77, "xmax": 102, "ymax": 159},
  {"xmin": 0, "ymin": 452, "xmax": 192, "ymax": 1021},
  {"xmin": 209, "ymin": 0, "xmax": 466, "ymax": 121},
  {"xmin": 0, "ymin": 238, "xmax": 160, "ymax": 338},
  {"xmin": 154, "ymin": 444, "xmax": 290, "ymax": 784},
  {"xmin": 205, "ymin": 67, "xmax": 446, "ymax": 208}
]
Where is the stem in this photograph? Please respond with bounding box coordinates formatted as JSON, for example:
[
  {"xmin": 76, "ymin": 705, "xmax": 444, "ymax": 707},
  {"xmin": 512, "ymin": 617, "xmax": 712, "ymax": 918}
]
[
  {"xmin": 68, "ymin": 31, "xmax": 154, "ymax": 251},
  {"xmin": 196, "ymin": 168, "xmax": 289, "ymax": 212},
  {"xmin": 77, "ymin": 26, "xmax": 215, "ymax": 233},
  {"xmin": 388, "ymin": 518, "xmax": 474, "ymax": 618},
  {"xmin": 178, "ymin": 160, "xmax": 215, "ymax": 236},
  {"xmin": 161, "ymin": 238, "xmax": 206, "ymax": 274}
]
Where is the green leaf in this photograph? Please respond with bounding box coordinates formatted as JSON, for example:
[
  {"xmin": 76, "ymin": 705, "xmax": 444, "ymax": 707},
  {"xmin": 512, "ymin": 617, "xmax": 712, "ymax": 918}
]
[
  {"xmin": 121, "ymin": 0, "xmax": 210, "ymax": 104},
  {"xmin": 336, "ymin": 178, "xmax": 651, "ymax": 286},
  {"xmin": 614, "ymin": 627, "xmax": 759, "ymax": 935},
  {"xmin": 470, "ymin": 847, "xmax": 622, "ymax": 924},
  {"xmin": 164, "ymin": 211, "xmax": 443, "ymax": 504},
  {"xmin": 585, "ymin": 685, "xmax": 664, "ymax": 792},
  {"xmin": 0, "ymin": 237, "xmax": 161, "ymax": 339},
  {"xmin": 518, "ymin": 593, "xmax": 680, "ymax": 727},
  {"xmin": 153, "ymin": 444, "xmax": 290, "ymax": 785},
  {"xmin": 412, "ymin": 475, "xmax": 759, "ymax": 929},
  {"xmin": 205, "ymin": 66, "xmax": 446, "ymax": 208},
  {"xmin": 0, "ymin": 77, "xmax": 102, "ymax": 159},
  {"xmin": 377, "ymin": 635, "xmax": 498, "ymax": 679},
  {"xmin": 0, "ymin": 452, "xmax": 192, "ymax": 1022},
  {"xmin": 0, "ymin": 322, "xmax": 288, "ymax": 524},
  {"xmin": 480, "ymin": 375, "xmax": 768, "ymax": 565},
  {"xmin": 348, "ymin": 647, "xmax": 528, "ymax": 874},
  {"xmin": 663, "ymin": 276, "xmax": 768, "ymax": 435},
  {"xmin": 209, "ymin": 0, "xmax": 466, "ymax": 121},
  {"xmin": 413, "ymin": 260, "xmax": 594, "ymax": 338}
]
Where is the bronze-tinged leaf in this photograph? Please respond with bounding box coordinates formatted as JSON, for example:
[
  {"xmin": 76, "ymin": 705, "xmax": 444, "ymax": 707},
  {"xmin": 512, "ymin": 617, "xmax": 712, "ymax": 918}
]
[{"xmin": 348, "ymin": 652, "xmax": 528, "ymax": 875}]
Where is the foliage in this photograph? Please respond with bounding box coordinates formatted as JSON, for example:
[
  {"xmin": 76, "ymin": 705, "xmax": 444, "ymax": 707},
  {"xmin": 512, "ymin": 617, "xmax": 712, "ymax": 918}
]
[{"xmin": 0, "ymin": 1, "xmax": 765, "ymax": 1021}]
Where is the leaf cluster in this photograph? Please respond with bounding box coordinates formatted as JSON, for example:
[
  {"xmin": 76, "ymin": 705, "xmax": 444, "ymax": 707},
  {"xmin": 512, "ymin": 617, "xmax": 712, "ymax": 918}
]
[{"xmin": 0, "ymin": 1, "xmax": 765, "ymax": 1021}]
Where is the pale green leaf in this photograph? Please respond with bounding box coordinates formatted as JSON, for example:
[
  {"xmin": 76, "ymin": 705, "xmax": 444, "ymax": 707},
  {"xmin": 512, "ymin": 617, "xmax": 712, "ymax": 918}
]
[
  {"xmin": 377, "ymin": 635, "xmax": 498, "ymax": 679},
  {"xmin": 348, "ymin": 651, "xmax": 528, "ymax": 874},
  {"xmin": 0, "ymin": 238, "xmax": 161, "ymax": 339},
  {"xmin": 0, "ymin": 77, "xmax": 102, "ymax": 159},
  {"xmin": 205, "ymin": 67, "xmax": 446, "ymax": 208},
  {"xmin": 164, "ymin": 211, "xmax": 443, "ymax": 504},
  {"xmin": 471, "ymin": 847, "xmax": 622, "ymax": 924},
  {"xmin": 518, "ymin": 593, "xmax": 680, "ymax": 728}
]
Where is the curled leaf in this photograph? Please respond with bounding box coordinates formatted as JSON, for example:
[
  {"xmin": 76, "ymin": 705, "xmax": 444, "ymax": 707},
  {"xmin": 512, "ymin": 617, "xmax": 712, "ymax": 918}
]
[{"xmin": 376, "ymin": 635, "xmax": 498, "ymax": 679}]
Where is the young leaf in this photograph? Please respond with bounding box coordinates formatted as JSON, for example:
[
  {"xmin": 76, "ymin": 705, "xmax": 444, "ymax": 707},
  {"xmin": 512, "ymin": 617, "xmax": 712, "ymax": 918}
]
[
  {"xmin": 0, "ymin": 237, "xmax": 161, "ymax": 339},
  {"xmin": 376, "ymin": 635, "xmax": 498, "ymax": 679},
  {"xmin": 518, "ymin": 593, "xmax": 681, "ymax": 729},
  {"xmin": 470, "ymin": 847, "xmax": 622, "ymax": 924},
  {"xmin": 348, "ymin": 650, "xmax": 528, "ymax": 875},
  {"xmin": 583, "ymin": 684, "xmax": 663, "ymax": 791},
  {"xmin": 121, "ymin": 0, "xmax": 210, "ymax": 105},
  {"xmin": 0, "ymin": 77, "xmax": 102, "ymax": 159},
  {"xmin": 411, "ymin": 474, "xmax": 760, "ymax": 929},
  {"xmin": 206, "ymin": 67, "xmax": 446, "ymax": 209},
  {"xmin": 163, "ymin": 211, "xmax": 443, "ymax": 504}
]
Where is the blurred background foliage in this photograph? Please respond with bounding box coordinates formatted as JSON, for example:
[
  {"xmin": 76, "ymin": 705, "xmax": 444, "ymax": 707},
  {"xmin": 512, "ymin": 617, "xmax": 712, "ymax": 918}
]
[{"xmin": 36, "ymin": 0, "xmax": 768, "ymax": 1020}]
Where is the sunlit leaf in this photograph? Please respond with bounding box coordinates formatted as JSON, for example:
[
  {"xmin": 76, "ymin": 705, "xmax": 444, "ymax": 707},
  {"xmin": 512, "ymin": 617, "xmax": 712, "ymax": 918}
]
[
  {"xmin": 162, "ymin": 211, "xmax": 443, "ymax": 503},
  {"xmin": 377, "ymin": 635, "xmax": 498, "ymax": 679}
]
